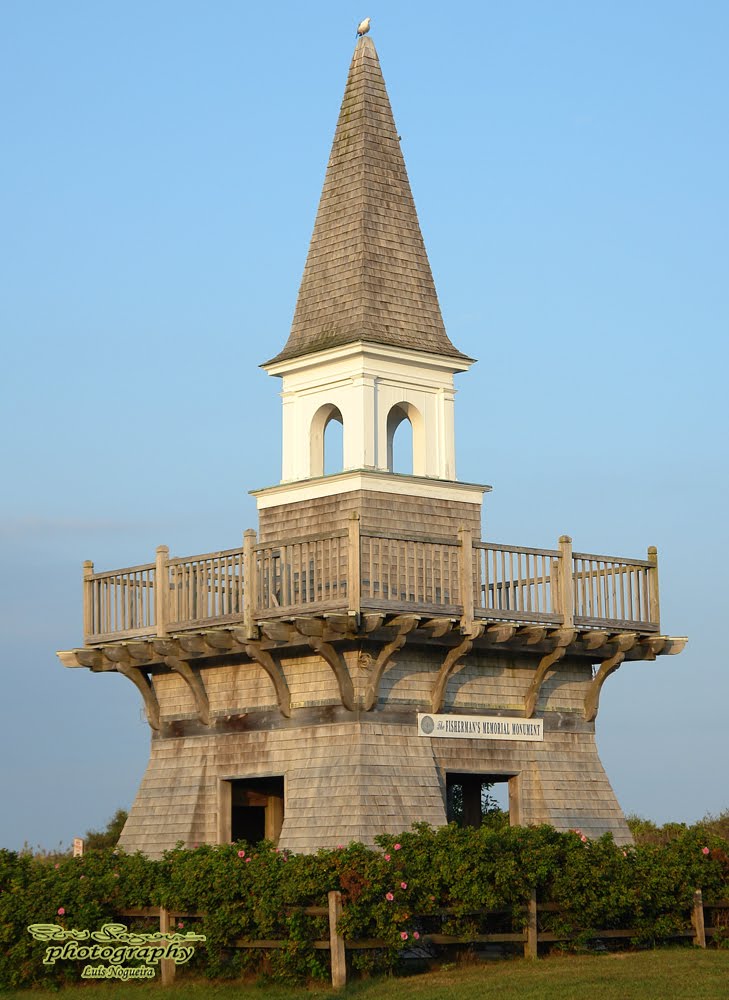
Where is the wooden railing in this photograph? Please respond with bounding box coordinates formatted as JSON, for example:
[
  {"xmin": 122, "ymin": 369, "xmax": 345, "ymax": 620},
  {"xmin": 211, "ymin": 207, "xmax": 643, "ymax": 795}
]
[
  {"xmin": 168, "ymin": 548, "xmax": 246, "ymax": 628},
  {"xmin": 82, "ymin": 526, "xmax": 661, "ymax": 642},
  {"xmin": 360, "ymin": 531, "xmax": 461, "ymax": 614},
  {"xmin": 83, "ymin": 559, "xmax": 157, "ymax": 643},
  {"xmin": 119, "ymin": 889, "xmax": 724, "ymax": 989},
  {"xmin": 254, "ymin": 529, "xmax": 349, "ymax": 617},
  {"xmin": 572, "ymin": 549, "xmax": 658, "ymax": 630},
  {"xmin": 474, "ymin": 542, "xmax": 560, "ymax": 625}
]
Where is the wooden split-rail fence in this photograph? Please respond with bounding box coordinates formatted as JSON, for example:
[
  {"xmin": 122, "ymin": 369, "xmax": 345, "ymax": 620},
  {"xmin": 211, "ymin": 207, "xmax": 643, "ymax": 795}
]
[
  {"xmin": 120, "ymin": 889, "xmax": 726, "ymax": 989},
  {"xmin": 83, "ymin": 520, "xmax": 661, "ymax": 643}
]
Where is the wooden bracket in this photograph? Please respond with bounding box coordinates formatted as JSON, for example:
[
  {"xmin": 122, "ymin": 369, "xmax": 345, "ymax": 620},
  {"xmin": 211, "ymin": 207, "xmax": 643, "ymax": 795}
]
[
  {"xmin": 524, "ymin": 628, "xmax": 576, "ymax": 718},
  {"xmin": 421, "ymin": 618, "xmax": 456, "ymax": 638},
  {"xmin": 361, "ymin": 613, "xmax": 386, "ymax": 633},
  {"xmin": 486, "ymin": 623, "xmax": 517, "ymax": 644},
  {"xmin": 430, "ymin": 624, "xmax": 485, "ymax": 714},
  {"xmin": 583, "ymin": 631, "xmax": 610, "ymax": 651},
  {"xmin": 242, "ymin": 641, "xmax": 292, "ymax": 718},
  {"xmin": 203, "ymin": 631, "xmax": 236, "ymax": 652},
  {"xmin": 584, "ymin": 633, "xmax": 637, "ymax": 722},
  {"xmin": 637, "ymin": 635, "xmax": 667, "ymax": 661},
  {"xmin": 323, "ymin": 613, "xmax": 358, "ymax": 636},
  {"xmin": 308, "ymin": 639, "xmax": 355, "ymax": 711},
  {"xmin": 165, "ymin": 657, "xmax": 210, "ymax": 726},
  {"xmin": 126, "ymin": 641, "xmax": 156, "ymax": 663},
  {"xmin": 260, "ymin": 621, "xmax": 296, "ymax": 643},
  {"xmin": 75, "ymin": 648, "xmax": 106, "ymax": 670},
  {"xmin": 516, "ymin": 625, "xmax": 547, "ymax": 645},
  {"xmin": 115, "ymin": 663, "xmax": 161, "ymax": 731},
  {"xmin": 178, "ymin": 635, "xmax": 208, "ymax": 657},
  {"xmin": 363, "ymin": 617, "xmax": 419, "ymax": 711},
  {"xmin": 294, "ymin": 617, "xmax": 326, "ymax": 637}
]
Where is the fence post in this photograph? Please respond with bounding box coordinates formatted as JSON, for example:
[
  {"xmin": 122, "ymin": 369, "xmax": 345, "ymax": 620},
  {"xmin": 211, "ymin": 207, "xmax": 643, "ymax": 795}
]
[
  {"xmin": 83, "ymin": 560, "xmax": 94, "ymax": 641},
  {"xmin": 524, "ymin": 889, "xmax": 538, "ymax": 959},
  {"xmin": 328, "ymin": 889, "xmax": 347, "ymax": 988},
  {"xmin": 558, "ymin": 535, "xmax": 574, "ymax": 628},
  {"xmin": 159, "ymin": 906, "xmax": 176, "ymax": 985},
  {"xmin": 647, "ymin": 545, "xmax": 660, "ymax": 629},
  {"xmin": 458, "ymin": 526, "xmax": 474, "ymax": 632},
  {"xmin": 155, "ymin": 545, "xmax": 170, "ymax": 637},
  {"xmin": 347, "ymin": 512, "xmax": 361, "ymax": 616},
  {"xmin": 243, "ymin": 528, "xmax": 257, "ymax": 638},
  {"xmin": 692, "ymin": 889, "xmax": 706, "ymax": 948}
]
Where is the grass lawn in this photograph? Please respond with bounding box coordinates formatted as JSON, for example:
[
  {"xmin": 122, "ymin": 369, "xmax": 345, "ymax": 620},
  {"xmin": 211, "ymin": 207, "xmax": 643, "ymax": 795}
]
[{"xmin": 3, "ymin": 950, "xmax": 729, "ymax": 1000}]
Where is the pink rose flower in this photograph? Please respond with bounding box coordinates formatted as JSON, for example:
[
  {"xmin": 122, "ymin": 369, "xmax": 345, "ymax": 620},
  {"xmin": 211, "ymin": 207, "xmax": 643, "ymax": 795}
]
[
  {"xmin": 702, "ymin": 846, "xmax": 710, "ymax": 855},
  {"xmin": 178, "ymin": 922, "xmax": 184, "ymax": 929},
  {"xmin": 245, "ymin": 857, "xmax": 251, "ymax": 863},
  {"xmin": 336, "ymin": 844, "xmax": 344, "ymax": 850},
  {"xmin": 57, "ymin": 907, "xmax": 65, "ymax": 916},
  {"xmin": 413, "ymin": 931, "xmax": 420, "ymax": 940},
  {"xmin": 394, "ymin": 843, "xmax": 401, "ymax": 851},
  {"xmin": 386, "ymin": 892, "xmax": 394, "ymax": 901},
  {"xmin": 54, "ymin": 863, "xmax": 59, "ymax": 869},
  {"xmin": 580, "ymin": 835, "xmax": 587, "ymax": 843},
  {"xmin": 400, "ymin": 931, "xmax": 408, "ymax": 940},
  {"xmin": 238, "ymin": 850, "xmax": 246, "ymax": 858},
  {"xmin": 384, "ymin": 854, "xmax": 391, "ymax": 861},
  {"xmin": 400, "ymin": 882, "xmax": 408, "ymax": 889}
]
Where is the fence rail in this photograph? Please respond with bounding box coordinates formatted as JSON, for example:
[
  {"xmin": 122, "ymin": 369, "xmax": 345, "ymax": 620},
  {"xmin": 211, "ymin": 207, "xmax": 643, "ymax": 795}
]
[
  {"xmin": 82, "ymin": 527, "xmax": 661, "ymax": 642},
  {"xmin": 118, "ymin": 889, "xmax": 726, "ymax": 989},
  {"xmin": 474, "ymin": 542, "xmax": 561, "ymax": 625}
]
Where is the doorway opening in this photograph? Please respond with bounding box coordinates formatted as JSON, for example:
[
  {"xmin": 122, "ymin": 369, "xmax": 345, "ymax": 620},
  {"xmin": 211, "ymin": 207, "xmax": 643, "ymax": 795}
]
[
  {"xmin": 445, "ymin": 772, "xmax": 518, "ymax": 829},
  {"xmin": 227, "ymin": 776, "xmax": 284, "ymax": 846}
]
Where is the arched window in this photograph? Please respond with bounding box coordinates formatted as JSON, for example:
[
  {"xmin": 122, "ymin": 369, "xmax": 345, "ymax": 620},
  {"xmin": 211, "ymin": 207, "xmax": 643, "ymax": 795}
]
[
  {"xmin": 310, "ymin": 404, "xmax": 343, "ymax": 477},
  {"xmin": 386, "ymin": 402, "xmax": 423, "ymax": 475}
]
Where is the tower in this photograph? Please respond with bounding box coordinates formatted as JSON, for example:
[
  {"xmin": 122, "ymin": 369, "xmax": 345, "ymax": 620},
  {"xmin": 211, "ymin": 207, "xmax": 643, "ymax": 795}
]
[{"xmin": 59, "ymin": 35, "xmax": 685, "ymax": 856}]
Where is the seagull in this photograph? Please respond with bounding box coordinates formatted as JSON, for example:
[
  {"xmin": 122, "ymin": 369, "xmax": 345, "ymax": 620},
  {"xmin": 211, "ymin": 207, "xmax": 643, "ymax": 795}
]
[{"xmin": 357, "ymin": 17, "xmax": 371, "ymax": 36}]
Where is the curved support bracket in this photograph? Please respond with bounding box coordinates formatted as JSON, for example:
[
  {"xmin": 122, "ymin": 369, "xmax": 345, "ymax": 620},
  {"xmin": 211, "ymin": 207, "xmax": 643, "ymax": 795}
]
[
  {"xmin": 364, "ymin": 618, "xmax": 418, "ymax": 711},
  {"xmin": 244, "ymin": 643, "xmax": 292, "ymax": 718},
  {"xmin": 308, "ymin": 639, "xmax": 355, "ymax": 711},
  {"xmin": 584, "ymin": 634, "xmax": 637, "ymax": 722},
  {"xmin": 524, "ymin": 628, "xmax": 576, "ymax": 718},
  {"xmin": 430, "ymin": 624, "xmax": 484, "ymax": 714},
  {"xmin": 165, "ymin": 657, "xmax": 210, "ymax": 726},
  {"xmin": 116, "ymin": 663, "xmax": 161, "ymax": 731}
]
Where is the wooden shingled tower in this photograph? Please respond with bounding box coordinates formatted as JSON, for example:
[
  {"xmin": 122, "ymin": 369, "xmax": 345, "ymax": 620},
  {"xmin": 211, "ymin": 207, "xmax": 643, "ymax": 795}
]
[{"xmin": 59, "ymin": 34, "xmax": 686, "ymax": 855}]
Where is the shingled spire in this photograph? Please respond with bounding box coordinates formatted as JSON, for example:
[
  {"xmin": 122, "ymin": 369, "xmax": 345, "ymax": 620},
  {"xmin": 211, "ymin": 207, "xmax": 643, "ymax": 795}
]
[{"xmin": 266, "ymin": 36, "xmax": 470, "ymax": 365}]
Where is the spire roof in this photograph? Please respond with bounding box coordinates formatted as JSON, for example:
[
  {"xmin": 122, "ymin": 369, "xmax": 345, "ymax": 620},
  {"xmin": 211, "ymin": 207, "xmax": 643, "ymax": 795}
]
[{"xmin": 266, "ymin": 36, "xmax": 470, "ymax": 366}]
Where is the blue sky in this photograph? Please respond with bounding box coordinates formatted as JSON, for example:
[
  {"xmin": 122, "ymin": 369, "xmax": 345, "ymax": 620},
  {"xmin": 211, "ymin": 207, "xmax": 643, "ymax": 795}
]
[{"xmin": 1, "ymin": 1, "xmax": 727, "ymax": 850}]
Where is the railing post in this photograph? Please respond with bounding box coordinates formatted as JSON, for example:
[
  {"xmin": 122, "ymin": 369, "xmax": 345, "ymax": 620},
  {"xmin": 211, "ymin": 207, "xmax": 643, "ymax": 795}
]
[
  {"xmin": 558, "ymin": 535, "xmax": 574, "ymax": 628},
  {"xmin": 648, "ymin": 545, "xmax": 660, "ymax": 629},
  {"xmin": 458, "ymin": 526, "xmax": 474, "ymax": 632},
  {"xmin": 524, "ymin": 889, "xmax": 538, "ymax": 959},
  {"xmin": 243, "ymin": 528, "xmax": 258, "ymax": 639},
  {"xmin": 692, "ymin": 889, "xmax": 706, "ymax": 948},
  {"xmin": 155, "ymin": 545, "xmax": 169, "ymax": 637},
  {"xmin": 328, "ymin": 889, "xmax": 347, "ymax": 988},
  {"xmin": 83, "ymin": 560, "xmax": 94, "ymax": 641},
  {"xmin": 159, "ymin": 906, "xmax": 176, "ymax": 985},
  {"xmin": 347, "ymin": 512, "xmax": 361, "ymax": 615}
]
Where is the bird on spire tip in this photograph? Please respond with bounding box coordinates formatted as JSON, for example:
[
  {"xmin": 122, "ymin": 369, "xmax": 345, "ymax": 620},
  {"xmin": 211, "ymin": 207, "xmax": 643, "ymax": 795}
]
[{"xmin": 357, "ymin": 17, "xmax": 371, "ymax": 37}]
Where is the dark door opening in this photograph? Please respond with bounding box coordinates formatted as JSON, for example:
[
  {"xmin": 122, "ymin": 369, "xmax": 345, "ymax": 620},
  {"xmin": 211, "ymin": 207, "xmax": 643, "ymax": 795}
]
[
  {"xmin": 230, "ymin": 776, "xmax": 284, "ymax": 846},
  {"xmin": 446, "ymin": 773, "xmax": 512, "ymax": 829}
]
